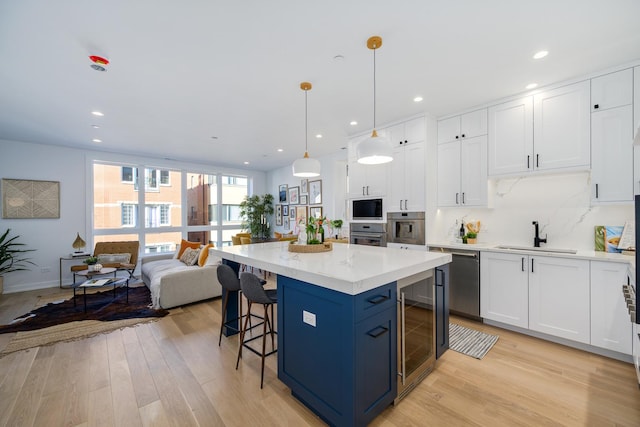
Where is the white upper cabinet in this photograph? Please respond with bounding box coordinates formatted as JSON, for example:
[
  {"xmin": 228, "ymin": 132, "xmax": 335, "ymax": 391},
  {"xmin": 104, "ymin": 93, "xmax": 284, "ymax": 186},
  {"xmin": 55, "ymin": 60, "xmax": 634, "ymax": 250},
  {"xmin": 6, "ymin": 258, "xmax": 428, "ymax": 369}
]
[
  {"xmin": 591, "ymin": 69, "xmax": 633, "ymax": 204},
  {"xmin": 387, "ymin": 117, "xmax": 427, "ymax": 211},
  {"xmin": 437, "ymin": 109, "xmax": 487, "ymax": 144},
  {"xmin": 437, "ymin": 136, "xmax": 487, "ymax": 207},
  {"xmin": 488, "ymin": 97, "xmax": 534, "ymax": 176},
  {"xmin": 347, "ymin": 136, "xmax": 389, "ymax": 198},
  {"xmin": 591, "ymin": 68, "xmax": 633, "ymax": 111},
  {"xmin": 533, "ymin": 81, "xmax": 591, "ymax": 172}
]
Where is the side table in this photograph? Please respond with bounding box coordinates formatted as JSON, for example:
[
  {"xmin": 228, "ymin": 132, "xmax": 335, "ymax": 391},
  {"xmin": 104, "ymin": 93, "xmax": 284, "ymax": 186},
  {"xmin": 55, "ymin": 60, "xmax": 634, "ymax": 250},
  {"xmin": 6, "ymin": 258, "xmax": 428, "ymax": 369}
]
[{"xmin": 59, "ymin": 254, "xmax": 90, "ymax": 288}]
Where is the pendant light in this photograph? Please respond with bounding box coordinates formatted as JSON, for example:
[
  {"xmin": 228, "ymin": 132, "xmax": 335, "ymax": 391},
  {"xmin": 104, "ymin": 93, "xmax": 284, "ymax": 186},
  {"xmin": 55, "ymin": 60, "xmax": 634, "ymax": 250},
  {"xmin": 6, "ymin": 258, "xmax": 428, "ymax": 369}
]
[
  {"xmin": 357, "ymin": 36, "xmax": 393, "ymax": 165},
  {"xmin": 292, "ymin": 82, "xmax": 321, "ymax": 177}
]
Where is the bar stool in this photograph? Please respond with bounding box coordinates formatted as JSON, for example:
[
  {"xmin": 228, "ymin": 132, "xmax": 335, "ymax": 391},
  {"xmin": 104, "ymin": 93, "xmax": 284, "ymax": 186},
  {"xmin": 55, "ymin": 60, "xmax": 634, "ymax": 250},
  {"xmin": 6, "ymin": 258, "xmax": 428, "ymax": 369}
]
[
  {"xmin": 236, "ymin": 272, "xmax": 277, "ymax": 389},
  {"xmin": 216, "ymin": 264, "xmax": 245, "ymax": 346}
]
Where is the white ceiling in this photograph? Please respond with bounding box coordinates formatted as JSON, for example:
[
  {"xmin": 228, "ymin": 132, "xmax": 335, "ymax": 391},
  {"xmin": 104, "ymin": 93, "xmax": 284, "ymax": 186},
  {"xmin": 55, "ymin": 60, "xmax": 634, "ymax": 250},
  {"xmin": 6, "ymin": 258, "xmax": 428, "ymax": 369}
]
[{"xmin": 1, "ymin": 1, "xmax": 639, "ymax": 172}]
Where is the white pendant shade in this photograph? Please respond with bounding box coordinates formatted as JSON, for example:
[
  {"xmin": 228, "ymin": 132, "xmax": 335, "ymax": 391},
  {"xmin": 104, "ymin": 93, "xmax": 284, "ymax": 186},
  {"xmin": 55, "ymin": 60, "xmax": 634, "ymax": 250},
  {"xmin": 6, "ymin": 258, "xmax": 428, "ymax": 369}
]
[
  {"xmin": 292, "ymin": 152, "xmax": 321, "ymax": 177},
  {"xmin": 356, "ymin": 130, "xmax": 393, "ymax": 165}
]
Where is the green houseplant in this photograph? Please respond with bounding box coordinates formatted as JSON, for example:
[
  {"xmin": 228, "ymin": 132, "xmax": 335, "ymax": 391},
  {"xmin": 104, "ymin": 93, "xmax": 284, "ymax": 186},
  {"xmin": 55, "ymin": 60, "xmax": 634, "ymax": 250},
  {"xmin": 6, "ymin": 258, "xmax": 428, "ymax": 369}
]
[
  {"xmin": 0, "ymin": 229, "xmax": 36, "ymax": 294},
  {"xmin": 239, "ymin": 194, "xmax": 275, "ymax": 241}
]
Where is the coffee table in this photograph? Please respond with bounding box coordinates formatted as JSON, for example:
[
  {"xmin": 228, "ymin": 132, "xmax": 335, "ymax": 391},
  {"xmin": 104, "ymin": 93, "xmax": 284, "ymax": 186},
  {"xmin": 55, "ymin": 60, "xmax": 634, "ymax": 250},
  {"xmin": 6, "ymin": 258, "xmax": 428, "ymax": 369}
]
[{"xmin": 72, "ymin": 268, "xmax": 129, "ymax": 313}]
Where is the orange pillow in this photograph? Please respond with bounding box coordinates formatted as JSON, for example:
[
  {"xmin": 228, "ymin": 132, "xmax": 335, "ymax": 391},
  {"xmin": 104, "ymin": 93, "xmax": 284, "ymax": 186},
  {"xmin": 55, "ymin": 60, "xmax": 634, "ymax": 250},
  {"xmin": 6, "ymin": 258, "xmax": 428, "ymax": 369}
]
[
  {"xmin": 177, "ymin": 239, "xmax": 201, "ymax": 259},
  {"xmin": 198, "ymin": 243, "xmax": 214, "ymax": 267}
]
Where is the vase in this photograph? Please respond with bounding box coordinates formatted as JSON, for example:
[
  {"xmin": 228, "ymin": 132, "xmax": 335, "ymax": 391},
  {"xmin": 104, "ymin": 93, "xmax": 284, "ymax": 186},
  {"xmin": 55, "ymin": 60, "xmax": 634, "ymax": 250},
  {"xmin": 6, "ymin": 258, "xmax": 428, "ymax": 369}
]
[{"xmin": 87, "ymin": 264, "xmax": 97, "ymax": 272}]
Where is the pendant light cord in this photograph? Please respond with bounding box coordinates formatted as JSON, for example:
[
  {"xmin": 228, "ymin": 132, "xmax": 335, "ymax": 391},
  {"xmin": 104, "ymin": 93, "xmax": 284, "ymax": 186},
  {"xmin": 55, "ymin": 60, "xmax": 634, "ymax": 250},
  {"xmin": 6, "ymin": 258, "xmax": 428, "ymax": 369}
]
[
  {"xmin": 373, "ymin": 46, "xmax": 377, "ymax": 129},
  {"xmin": 305, "ymin": 89, "xmax": 308, "ymax": 152}
]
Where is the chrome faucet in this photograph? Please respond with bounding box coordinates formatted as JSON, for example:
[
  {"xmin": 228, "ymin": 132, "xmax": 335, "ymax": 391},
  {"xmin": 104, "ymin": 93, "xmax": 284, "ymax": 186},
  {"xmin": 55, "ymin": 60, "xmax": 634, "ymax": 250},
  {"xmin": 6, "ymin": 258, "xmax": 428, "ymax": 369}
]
[{"xmin": 532, "ymin": 221, "xmax": 547, "ymax": 247}]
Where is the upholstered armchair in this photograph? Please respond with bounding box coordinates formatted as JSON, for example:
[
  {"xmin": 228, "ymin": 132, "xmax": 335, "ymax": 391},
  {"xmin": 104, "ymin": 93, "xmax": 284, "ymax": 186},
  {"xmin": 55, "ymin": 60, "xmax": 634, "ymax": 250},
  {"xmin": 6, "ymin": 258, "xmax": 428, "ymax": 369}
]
[{"xmin": 70, "ymin": 241, "xmax": 139, "ymax": 281}]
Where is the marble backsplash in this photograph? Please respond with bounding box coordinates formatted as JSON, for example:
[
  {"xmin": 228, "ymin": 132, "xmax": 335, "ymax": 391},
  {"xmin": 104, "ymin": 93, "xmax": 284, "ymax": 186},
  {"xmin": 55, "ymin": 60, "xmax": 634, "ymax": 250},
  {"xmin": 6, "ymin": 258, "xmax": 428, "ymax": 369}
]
[{"xmin": 428, "ymin": 171, "xmax": 634, "ymax": 250}]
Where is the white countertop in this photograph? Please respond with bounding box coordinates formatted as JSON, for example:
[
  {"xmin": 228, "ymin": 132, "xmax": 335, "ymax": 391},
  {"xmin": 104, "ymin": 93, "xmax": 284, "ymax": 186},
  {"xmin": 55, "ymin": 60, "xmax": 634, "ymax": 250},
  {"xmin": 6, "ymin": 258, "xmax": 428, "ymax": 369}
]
[
  {"xmin": 427, "ymin": 241, "xmax": 633, "ymax": 264},
  {"xmin": 210, "ymin": 241, "xmax": 452, "ymax": 295}
]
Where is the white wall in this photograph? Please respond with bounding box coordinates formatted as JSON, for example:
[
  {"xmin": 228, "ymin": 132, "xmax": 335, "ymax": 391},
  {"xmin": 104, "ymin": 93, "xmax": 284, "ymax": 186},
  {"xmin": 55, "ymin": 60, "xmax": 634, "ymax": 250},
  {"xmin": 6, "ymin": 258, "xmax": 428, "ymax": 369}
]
[
  {"xmin": 0, "ymin": 139, "xmax": 266, "ymax": 293},
  {"xmin": 267, "ymin": 150, "xmax": 348, "ymax": 236}
]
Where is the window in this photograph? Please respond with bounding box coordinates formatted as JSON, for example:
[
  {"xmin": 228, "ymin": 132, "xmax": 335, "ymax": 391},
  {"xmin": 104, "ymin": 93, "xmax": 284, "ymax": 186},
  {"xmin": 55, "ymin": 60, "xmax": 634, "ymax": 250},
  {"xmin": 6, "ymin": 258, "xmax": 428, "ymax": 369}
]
[
  {"xmin": 160, "ymin": 170, "xmax": 170, "ymax": 185},
  {"xmin": 122, "ymin": 167, "xmax": 135, "ymax": 183},
  {"xmin": 145, "ymin": 168, "xmax": 159, "ymax": 191},
  {"xmin": 145, "ymin": 204, "xmax": 171, "ymax": 227},
  {"xmin": 122, "ymin": 203, "xmax": 137, "ymax": 227}
]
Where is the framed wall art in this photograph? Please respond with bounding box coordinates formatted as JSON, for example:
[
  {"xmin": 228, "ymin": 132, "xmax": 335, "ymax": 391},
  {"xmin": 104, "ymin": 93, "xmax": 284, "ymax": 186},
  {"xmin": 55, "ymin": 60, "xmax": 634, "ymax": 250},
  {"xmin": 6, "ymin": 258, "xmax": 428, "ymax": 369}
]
[
  {"xmin": 300, "ymin": 194, "xmax": 308, "ymax": 205},
  {"xmin": 288, "ymin": 186, "xmax": 300, "ymax": 205},
  {"xmin": 279, "ymin": 184, "xmax": 288, "ymax": 202},
  {"xmin": 283, "ymin": 216, "xmax": 290, "ymax": 230},
  {"xmin": 300, "ymin": 179, "xmax": 309, "ymax": 194},
  {"xmin": 309, "ymin": 179, "xmax": 322, "ymax": 205},
  {"xmin": 309, "ymin": 206, "xmax": 323, "ymax": 219},
  {"xmin": 283, "ymin": 205, "xmax": 289, "ymax": 217},
  {"xmin": 2, "ymin": 178, "xmax": 60, "ymax": 219},
  {"xmin": 295, "ymin": 205, "xmax": 308, "ymax": 227},
  {"xmin": 276, "ymin": 204, "xmax": 283, "ymax": 226}
]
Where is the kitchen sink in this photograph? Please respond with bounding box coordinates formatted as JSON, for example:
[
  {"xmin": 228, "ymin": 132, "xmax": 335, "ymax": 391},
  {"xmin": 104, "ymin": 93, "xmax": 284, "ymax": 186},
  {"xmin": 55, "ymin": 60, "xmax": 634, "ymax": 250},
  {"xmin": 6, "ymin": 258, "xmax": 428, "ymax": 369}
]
[{"xmin": 495, "ymin": 245, "xmax": 578, "ymax": 255}]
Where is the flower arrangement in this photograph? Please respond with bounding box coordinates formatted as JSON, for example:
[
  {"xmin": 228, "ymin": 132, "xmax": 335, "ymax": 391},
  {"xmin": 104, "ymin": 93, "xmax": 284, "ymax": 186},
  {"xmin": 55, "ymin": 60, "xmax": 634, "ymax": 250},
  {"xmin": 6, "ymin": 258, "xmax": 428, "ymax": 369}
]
[
  {"xmin": 464, "ymin": 221, "xmax": 481, "ymax": 244},
  {"xmin": 306, "ymin": 216, "xmax": 327, "ymax": 244}
]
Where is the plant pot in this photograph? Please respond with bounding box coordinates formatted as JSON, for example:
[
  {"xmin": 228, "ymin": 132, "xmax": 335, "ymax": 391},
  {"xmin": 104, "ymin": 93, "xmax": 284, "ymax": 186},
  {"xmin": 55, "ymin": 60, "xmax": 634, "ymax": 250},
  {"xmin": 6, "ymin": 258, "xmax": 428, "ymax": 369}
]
[
  {"xmin": 466, "ymin": 238, "xmax": 477, "ymax": 244},
  {"xmin": 87, "ymin": 264, "xmax": 97, "ymax": 272}
]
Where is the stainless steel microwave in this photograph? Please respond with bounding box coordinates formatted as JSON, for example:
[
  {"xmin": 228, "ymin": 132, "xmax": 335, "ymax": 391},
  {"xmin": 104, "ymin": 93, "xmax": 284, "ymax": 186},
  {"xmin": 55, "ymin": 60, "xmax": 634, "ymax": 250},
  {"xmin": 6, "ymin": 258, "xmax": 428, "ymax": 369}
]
[{"xmin": 352, "ymin": 198, "xmax": 383, "ymax": 220}]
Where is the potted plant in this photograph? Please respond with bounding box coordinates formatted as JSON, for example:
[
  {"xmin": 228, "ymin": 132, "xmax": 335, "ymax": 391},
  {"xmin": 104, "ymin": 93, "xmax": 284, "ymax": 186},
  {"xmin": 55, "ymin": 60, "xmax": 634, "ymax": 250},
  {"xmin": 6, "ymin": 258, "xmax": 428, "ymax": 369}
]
[
  {"xmin": 0, "ymin": 229, "xmax": 36, "ymax": 294},
  {"xmin": 83, "ymin": 256, "xmax": 99, "ymax": 271},
  {"xmin": 239, "ymin": 194, "xmax": 275, "ymax": 241},
  {"xmin": 465, "ymin": 232, "xmax": 478, "ymax": 244},
  {"xmin": 330, "ymin": 219, "xmax": 344, "ymax": 239}
]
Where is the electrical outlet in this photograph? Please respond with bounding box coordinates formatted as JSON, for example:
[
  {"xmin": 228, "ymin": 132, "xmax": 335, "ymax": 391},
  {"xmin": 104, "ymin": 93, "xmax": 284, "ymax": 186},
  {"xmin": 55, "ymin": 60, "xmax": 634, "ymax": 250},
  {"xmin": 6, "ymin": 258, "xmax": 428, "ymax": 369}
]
[{"xmin": 41, "ymin": 267, "xmax": 51, "ymax": 273}]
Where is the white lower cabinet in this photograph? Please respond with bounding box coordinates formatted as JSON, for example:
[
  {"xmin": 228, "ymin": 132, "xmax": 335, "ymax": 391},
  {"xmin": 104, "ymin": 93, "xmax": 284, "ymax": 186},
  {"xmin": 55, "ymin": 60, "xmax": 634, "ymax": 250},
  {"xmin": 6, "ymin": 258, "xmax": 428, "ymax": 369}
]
[
  {"xmin": 387, "ymin": 243, "xmax": 427, "ymax": 251},
  {"xmin": 591, "ymin": 261, "xmax": 632, "ymax": 354},
  {"xmin": 528, "ymin": 256, "xmax": 590, "ymax": 344},
  {"xmin": 480, "ymin": 252, "xmax": 529, "ymax": 328}
]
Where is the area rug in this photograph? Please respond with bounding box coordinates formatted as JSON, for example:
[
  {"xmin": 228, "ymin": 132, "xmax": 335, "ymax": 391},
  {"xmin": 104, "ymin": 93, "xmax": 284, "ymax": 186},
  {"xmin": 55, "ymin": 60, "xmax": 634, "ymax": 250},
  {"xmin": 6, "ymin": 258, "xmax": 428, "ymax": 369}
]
[
  {"xmin": 0, "ymin": 285, "xmax": 169, "ymax": 356},
  {"xmin": 449, "ymin": 323, "xmax": 499, "ymax": 359}
]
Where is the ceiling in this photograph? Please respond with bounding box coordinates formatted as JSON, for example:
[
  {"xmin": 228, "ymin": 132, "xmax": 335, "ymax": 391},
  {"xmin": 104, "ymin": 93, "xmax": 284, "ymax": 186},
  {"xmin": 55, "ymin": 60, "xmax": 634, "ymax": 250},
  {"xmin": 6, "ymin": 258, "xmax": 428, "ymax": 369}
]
[{"xmin": 1, "ymin": 1, "xmax": 639, "ymax": 172}]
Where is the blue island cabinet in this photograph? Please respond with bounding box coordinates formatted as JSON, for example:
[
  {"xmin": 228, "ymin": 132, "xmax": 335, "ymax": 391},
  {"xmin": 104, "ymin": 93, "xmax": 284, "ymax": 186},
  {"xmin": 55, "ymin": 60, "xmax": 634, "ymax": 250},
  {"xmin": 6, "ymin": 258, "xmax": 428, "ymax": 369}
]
[{"xmin": 277, "ymin": 275, "xmax": 397, "ymax": 427}]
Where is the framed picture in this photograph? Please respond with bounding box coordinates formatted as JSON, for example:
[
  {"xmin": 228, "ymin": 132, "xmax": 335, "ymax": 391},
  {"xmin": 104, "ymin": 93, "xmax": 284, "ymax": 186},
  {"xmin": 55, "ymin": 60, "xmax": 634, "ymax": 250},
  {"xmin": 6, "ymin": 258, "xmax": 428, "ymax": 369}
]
[
  {"xmin": 300, "ymin": 179, "xmax": 309, "ymax": 194},
  {"xmin": 275, "ymin": 204, "xmax": 283, "ymax": 226},
  {"xmin": 309, "ymin": 206, "xmax": 323, "ymax": 219},
  {"xmin": 300, "ymin": 194, "xmax": 308, "ymax": 205},
  {"xmin": 295, "ymin": 205, "xmax": 308, "ymax": 227},
  {"xmin": 309, "ymin": 179, "xmax": 322, "ymax": 205},
  {"xmin": 284, "ymin": 216, "xmax": 290, "ymax": 230},
  {"xmin": 2, "ymin": 178, "xmax": 60, "ymax": 219},
  {"xmin": 283, "ymin": 205, "xmax": 289, "ymax": 217},
  {"xmin": 288, "ymin": 186, "xmax": 300, "ymax": 205},
  {"xmin": 279, "ymin": 184, "xmax": 288, "ymax": 203}
]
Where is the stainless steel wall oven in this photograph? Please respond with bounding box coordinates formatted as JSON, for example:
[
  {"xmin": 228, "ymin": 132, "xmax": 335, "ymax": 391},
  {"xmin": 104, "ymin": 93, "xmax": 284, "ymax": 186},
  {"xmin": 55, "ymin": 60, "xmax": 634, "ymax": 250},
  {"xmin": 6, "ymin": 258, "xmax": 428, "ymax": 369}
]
[
  {"xmin": 350, "ymin": 223, "xmax": 387, "ymax": 247},
  {"xmin": 387, "ymin": 212, "xmax": 425, "ymax": 246}
]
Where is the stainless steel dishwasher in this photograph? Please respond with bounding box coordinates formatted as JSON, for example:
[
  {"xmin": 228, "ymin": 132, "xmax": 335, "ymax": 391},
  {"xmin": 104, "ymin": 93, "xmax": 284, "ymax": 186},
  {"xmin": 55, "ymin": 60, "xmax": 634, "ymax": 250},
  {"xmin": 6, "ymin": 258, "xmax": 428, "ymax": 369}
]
[{"xmin": 428, "ymin": 246, "xmax": 480, "ymax": 320}]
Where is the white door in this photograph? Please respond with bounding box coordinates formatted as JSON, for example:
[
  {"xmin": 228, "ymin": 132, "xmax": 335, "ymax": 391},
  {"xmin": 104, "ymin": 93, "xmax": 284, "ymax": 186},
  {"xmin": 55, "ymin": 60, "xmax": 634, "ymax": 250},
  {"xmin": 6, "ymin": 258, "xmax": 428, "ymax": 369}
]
[
  {"xmin": 528, "ymin": 256, "xmax": 590, "ymax": 344},
  {"xmin": 404, "ymin": 143, "xmax": 426, "ymax": 211},
  {"xmin": 460, "ymin": 109, "xmax": 487, "ymax": 139},
  {"xmin": 591, "ymin": 105, "xmax": 633, "ymax": 203},
  {"xmin": 590, "ymin": 261, "xmax": 632, "ymax": 354},
  {"xmin": 389, "ymin": 146, "xmax": 406, "ymax": 211},
  {"xmin": 533, "ymin": 81, "xmax": 591, "ymax": 171},
  {"xmin": 488, "ymin": 97, "xmax": 534, "ymax": 176},
  {"xmin": 480, "ymin": 252, "xmax": 529, "ymax": 328},
  {"xmin": 460, "ymin": 135, "xmax": 487, "ymax": 207},
  {"xmin": 437, "ymin": 141, "xmax": 461, "ymax": 207},
  {"xmin": 404, "ymin": 116, "xmax": 426, "ymax": 145},
  {"xmin": 437, "ymin": 116, "xmax": 461, "ymax": 144},
  {"xmin": 590, "ymin": 68, "xmax": 633, "ymax": 112}
]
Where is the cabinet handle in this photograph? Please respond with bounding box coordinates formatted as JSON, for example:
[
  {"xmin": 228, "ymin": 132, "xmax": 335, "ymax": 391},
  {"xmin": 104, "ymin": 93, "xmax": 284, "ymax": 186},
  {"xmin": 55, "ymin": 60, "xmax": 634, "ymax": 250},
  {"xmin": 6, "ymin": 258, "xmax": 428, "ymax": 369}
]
[
  {"xmin": 366, "ymin": 185, "xmax": 370, "ymax": 195},
  {"xmin": 367, "ymin": 294, "xmax": 390, "ymax": 305},
  {"xmin": 531, "ymin": 258, "xmax": 534, "ymax": 273},
  {"xmin": 455, "ymin": 135, "xmax": 459, "ymax": 139},
  {"xmin": 404, "ymin": 199, "xmax": 408, "ymax": 210},
  {"xmin": 595, "ymin": 183, "xmax": 599, "ymax": 199},
  {"xmin": 404, "ymin": 139, "xmax": 408, "ymax": 144},
  {"xmin": 456, "ymin": 193, "xmax": 459, "ymax": 204},
  {"xmin": 461, "ymin": 133, "xmax": 465, "ymax": 138},
  {"xmin": 362, "ymin": 186, "xmax": 365, "ymax": 196},
  {"xmin": 367, "ymin": 326, "xmax": 389, "ymax": 339},
  {"xmin": 462, "ymin": 192, "xmax": 465, "ymax": 204},
  {"xmin": 399, "ymin": 200, "xmax": 403, "ymax": 210},
  {"xmin": 594, "ymin": 104, "xmax": 599, "ymax": 109},
  {"xmin": 536, "ymin": 154, "xmax": 539, "ymax": 168},
  {"xmin": 522, "ymin": 257, "xmax": 525, "ymax": 272},
  {"xmin": 527, "ymin": 155, "xmax": 530, "ymax": 169}
]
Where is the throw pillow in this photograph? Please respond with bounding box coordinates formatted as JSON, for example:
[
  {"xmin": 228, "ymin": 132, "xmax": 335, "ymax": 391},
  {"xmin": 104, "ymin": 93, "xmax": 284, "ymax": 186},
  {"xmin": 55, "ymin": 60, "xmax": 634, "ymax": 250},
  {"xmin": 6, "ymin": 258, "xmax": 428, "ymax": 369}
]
[
  {"xmin": 180, "ymin": 247, "xmax": 200, "ymax": 266},
  {"xmin": 176, "ymin": 239, "xmax": 201, "ymax": 259},
  {"xmin": 198, "ymin": 243, "xmax": 214, "ymax": 267},
  {"xmin": 96, "ymin": 253, "xmax": 131, "ymax": 264}
]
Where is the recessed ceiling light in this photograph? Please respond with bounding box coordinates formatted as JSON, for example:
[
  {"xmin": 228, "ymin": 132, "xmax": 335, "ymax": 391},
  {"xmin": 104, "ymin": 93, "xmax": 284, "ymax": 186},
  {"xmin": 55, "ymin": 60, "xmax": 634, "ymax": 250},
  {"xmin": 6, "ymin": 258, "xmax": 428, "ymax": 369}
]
[
  {"xmin": 243, "ymin": 161, "xmax": 249, "ymax": 165},
  {"xmin": 211, "ymin": 136, "xmax": 218, "ymax": 140},
  {"xmin": 316, "ymin": 134, "xmax": 322, "ymax": 139},
  {"xmin": 533, "ymin": 50, "xmax": 548, "ymax": 59},
  {"xmin": 526, "ymin": 83, "xmax": 538, "ymax": 90},
  {"xmin": 277, "ymin": 148, "xmax": 283, "ymax": 152},
  {"xmin": 91, "ymin": 124, "xmax": 100, "ymax": 129},
  {"xmin": 92, "ymin": 138, "xmax": 102, "ymax": 143},
  {"xmin": 91, "ymin": 111, "xmax": 104, "ymax": 117},
  {"xmin": 350, "ymin": 121, "xmax": 358, "ymax": 126},
  {"xmin": 333, "ymin": 55, "xmax": 345, "ymax": 61},
  {"xmin": 414, "ymin": 96, "xmax": 423, "ymax": 102}
]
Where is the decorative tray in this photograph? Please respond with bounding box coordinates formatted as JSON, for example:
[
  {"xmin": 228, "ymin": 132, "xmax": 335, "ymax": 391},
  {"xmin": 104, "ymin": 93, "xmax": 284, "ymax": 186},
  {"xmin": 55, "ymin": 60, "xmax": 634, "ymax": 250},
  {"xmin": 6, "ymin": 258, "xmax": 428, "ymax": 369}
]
[{"xmin": 288, "ymin": 242, "xmax": 333, "ymax": 253}]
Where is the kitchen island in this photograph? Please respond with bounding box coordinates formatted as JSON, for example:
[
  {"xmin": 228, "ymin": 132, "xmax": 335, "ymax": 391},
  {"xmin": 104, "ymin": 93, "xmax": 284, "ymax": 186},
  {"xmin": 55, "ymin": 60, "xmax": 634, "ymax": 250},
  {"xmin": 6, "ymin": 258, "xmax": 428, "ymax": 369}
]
[{"xmin": 210, "ymin": 241, "xmax": 451, "ymax": 427}]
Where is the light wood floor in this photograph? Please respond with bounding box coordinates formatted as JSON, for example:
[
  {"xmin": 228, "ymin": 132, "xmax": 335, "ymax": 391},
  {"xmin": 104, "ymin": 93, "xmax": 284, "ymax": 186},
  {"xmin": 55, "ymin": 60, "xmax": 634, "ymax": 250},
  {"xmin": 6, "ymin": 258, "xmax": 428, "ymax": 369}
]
[{"xmin": 0, "ymin": 286, "xmax": 639, "ymax": 427}]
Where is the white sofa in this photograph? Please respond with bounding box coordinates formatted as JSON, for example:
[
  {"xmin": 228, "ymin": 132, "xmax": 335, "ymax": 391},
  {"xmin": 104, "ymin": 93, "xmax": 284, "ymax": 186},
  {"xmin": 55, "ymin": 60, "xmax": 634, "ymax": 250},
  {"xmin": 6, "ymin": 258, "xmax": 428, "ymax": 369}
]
[{"xmin": 141, "ymin": 248, "xmax": 223, "ymax": 309}]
